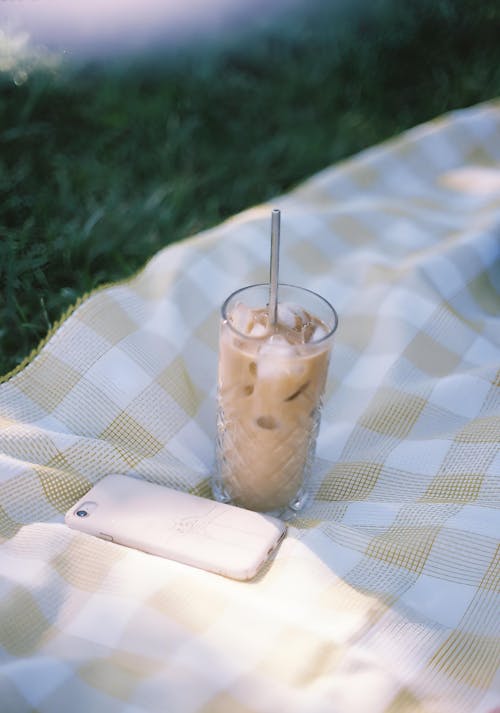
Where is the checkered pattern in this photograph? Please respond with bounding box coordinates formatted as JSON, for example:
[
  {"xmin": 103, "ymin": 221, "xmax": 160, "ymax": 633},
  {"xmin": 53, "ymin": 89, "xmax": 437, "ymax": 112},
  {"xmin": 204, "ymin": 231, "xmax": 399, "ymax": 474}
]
[{"xmin": 1, "ymin": 101, "xmax": 499, "ymax": 713}]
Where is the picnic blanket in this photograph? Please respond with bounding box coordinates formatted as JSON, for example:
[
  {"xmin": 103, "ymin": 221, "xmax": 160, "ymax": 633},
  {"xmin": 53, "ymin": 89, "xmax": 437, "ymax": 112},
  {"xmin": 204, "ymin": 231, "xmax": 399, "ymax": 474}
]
[{"xmin": 1, "ymin": 100, "xmax": 499, "ymax": 713}]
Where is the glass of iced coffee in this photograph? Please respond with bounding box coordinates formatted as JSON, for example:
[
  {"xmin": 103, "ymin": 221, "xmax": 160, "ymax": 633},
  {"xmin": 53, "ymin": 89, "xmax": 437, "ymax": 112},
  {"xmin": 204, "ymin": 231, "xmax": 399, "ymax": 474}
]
[{"xmin": 213, "ymin": 282, "xmax": 338, "ymax": 516}]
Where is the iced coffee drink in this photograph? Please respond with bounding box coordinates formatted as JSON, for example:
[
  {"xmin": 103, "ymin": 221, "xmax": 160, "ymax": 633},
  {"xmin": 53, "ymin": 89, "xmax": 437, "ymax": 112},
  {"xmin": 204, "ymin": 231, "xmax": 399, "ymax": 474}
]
[{"xmin": 213, "ymin": 283, "xmax": 338, "ymax": 514}]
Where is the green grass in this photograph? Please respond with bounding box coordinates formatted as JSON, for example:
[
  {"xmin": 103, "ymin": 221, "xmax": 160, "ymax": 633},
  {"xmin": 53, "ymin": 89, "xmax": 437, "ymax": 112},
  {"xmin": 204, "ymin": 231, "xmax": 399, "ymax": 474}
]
[{"xmin": 1, "ymin": 0, "xmax": 500, "ymax": 376}]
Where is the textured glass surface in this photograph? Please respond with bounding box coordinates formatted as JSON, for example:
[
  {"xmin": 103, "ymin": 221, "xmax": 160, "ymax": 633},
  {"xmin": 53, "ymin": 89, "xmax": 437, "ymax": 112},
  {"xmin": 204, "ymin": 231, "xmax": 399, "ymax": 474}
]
[{"xmin": 214, "ymin": 394, "xmax": 324, "ymax": 515}]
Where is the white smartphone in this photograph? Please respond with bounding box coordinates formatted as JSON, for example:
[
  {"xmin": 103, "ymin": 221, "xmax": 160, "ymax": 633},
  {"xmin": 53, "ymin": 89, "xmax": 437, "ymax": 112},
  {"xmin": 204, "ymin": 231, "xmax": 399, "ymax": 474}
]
[{"xmin": 65, "ymin": 474, "xmax": 287, "ymax": 581}]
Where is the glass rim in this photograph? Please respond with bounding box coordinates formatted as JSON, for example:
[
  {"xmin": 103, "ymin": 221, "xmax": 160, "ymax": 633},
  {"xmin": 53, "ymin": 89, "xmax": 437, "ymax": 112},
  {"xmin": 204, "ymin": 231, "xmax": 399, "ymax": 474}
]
[{"xmin": 221, "ymin": 282, "xmax": 339, "ymax": 344}]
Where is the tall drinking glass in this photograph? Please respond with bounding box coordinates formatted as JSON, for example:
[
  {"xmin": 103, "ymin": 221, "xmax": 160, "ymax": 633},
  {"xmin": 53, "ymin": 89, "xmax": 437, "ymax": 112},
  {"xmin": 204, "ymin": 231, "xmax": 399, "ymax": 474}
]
[{"xmin": 213, "ymin": 283, "xmax": 338, "ymax": 516}]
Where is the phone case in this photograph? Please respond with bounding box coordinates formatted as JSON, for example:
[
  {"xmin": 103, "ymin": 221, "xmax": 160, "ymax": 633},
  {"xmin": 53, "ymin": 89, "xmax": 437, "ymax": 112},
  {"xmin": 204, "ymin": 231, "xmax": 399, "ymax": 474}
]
[{"xmin": 65, "ymin": 474, "xmax": 287, "ymax": 580}]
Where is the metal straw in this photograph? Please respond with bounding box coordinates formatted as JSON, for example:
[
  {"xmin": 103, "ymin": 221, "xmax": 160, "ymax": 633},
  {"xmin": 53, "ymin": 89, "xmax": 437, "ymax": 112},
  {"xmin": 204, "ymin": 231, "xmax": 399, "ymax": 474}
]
[{"xmin": 268, "ymin": 208, "xmax": 281, "ymax": 327}]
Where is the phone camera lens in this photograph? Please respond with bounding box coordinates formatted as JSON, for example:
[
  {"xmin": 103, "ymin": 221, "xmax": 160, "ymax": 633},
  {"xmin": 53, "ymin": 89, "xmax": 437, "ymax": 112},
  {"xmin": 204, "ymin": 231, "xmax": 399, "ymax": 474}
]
[{"xmin": 76, "ymin": 509, "xmax": 88, "ymax": 518}]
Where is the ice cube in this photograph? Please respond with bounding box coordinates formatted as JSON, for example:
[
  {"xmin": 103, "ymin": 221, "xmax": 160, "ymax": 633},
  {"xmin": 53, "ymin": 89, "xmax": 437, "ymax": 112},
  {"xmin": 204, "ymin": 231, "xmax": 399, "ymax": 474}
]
[
  {"xmin": 257, "ymin": 336, "xmax": 301, "ymax": 379},
  {"xmin": 267, "ymin": 334, "xmax": 291, "ymax": 349},
  {"xmin": 311, "ymin": 325, "xmax": 328, "ymax": 342},
  {"xmin": 277, "ymin": 302, "xmax": 308, "ymax": 331},
  {"xmin": 249, "ymin": 322, "xmax": 268, "ymax": 337},
  {"xmin": 229, "ymin": 302, "xmax": 254, "ymax": 334}
]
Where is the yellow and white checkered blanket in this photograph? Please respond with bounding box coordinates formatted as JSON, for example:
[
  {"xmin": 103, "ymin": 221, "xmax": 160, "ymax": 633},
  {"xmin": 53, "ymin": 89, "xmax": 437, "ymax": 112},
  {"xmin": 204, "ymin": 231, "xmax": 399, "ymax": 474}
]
[{"xmin": 1, "ymin": 101, "xmax": 499, "ymax": 713}]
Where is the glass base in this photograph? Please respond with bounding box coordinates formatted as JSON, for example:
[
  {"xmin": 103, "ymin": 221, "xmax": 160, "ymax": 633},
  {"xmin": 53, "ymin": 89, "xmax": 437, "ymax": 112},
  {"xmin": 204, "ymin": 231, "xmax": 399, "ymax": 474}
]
[
  {"xmin": 212, "ymin": 477, "xmax": 311, "ymax": 521},
  {"xmin": 213, "ymin": 402, "xmax": 321, "ymax": 520}
]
